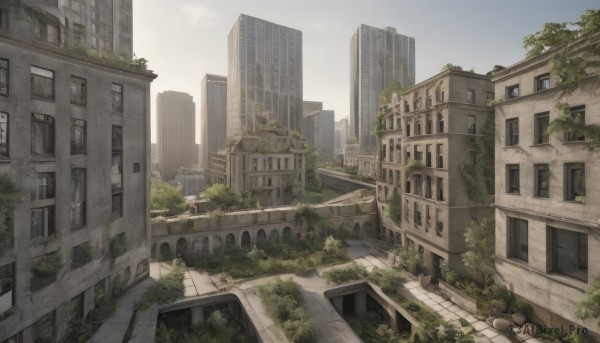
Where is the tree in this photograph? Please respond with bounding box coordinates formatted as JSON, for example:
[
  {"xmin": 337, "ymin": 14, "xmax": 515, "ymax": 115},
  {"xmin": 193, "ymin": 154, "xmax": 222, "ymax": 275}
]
[
  {"xmin": 202, "ymin": 183, "xmax": 240, "ymax": 210},
  {"xmin": 378, "ymin": 80, "xmax": 404, "ymax": 105},
  {"xmin": 151, "ymin": 180, "xmax": 190, "ymax": 216},
  {"xmin": 462, "ymin": 212, "xmax": 495, "ymax": 287},
  {"xmin": 0, "ymin": 174, "xmax": 22, "ymax": 256},
  {"xmin": 575, "ymin": 277, "xmax": 600, "ymax": 327},
  {"xmin": 305, "ymin": 145, "xmax": 322, "ymax": 192},
  {"xmin": 387, "ymin": 187, "xmax": 401, "ymax": 225},
  {"xmin": 523, "ymin": 10, "xmax": 600, "ymax": 151}
]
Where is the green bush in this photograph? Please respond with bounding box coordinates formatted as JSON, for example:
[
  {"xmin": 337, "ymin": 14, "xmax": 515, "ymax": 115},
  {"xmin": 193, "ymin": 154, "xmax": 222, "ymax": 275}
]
[
  {"xmin": 322, "ymin": 262, "xmax": 368, "ymax": 284},
  {"xmin": 367, "ymin": 268, "xmax": 404, "ymax": 293},
  {"xmin": 32, "ymin": 252, "xmax": 64, "ymax": 277},
  {"xmin": 135, "ymin": 260, "xmax": 185, "ymax": 310},
  {"xmin": 110, "ymin": 233, "xmax": 126, "ymax": 260},
  {"xmin": 511, "ymin": 297, "xmax": 533, "ymax": 317}
]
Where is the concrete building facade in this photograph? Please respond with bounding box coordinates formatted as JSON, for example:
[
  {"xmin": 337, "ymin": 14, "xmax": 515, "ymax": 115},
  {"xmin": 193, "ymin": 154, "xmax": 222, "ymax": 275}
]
[
  {"xmin": 227, "ymin": 14, "xmax": 303, "ymax": 135},
  {"xmin": 377, "ymin": 69, "xmax": 494, "ymax": 278},
  {"xmin": 0, "ymin": 1, "xmax": 155, "ymax": 341},
  {"xmin": 350, "ymin": 25, "xmax": 415, "ymax": 153},
  {"xmin": 201, "ymin": 74, "xmax": 227, "ymax": 169},
  {"xmin": 493, "ymin": 40, "xmax": 600, "ymax": 333},
  {"xmin": 302, "ymin": 101, "xmax": 323, "ymax": 118},
  {"xmin": 335, "ymin": 118, "xmax": 348, "ymax": 158},
  {"xmin": 209, "ymin": 128, "xmax": 307, "ymax": 207},
  {"xmin": 156, "ymin": 91, "xmax": 198, "ymax": 181},
  {"xmin": 174, "ymin": 168, "xmax": 205, "ymax": 197},
  {"xmin": 304, "ymin": 110, "xmax": 335, "ymax": 161}
]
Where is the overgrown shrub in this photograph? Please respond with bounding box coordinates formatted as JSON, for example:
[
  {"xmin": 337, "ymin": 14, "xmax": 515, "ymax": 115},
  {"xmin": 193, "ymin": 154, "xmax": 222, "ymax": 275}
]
[
  {"xmin": 322, "ymin": 262, "xmax": 368, "ymax": 284},
  {"xmin": 367, "ymin": 268, "xmax": 404, "ymax": 293},
  {"xmin": 135, "ymin": 260, "xmax": 185, "ymax": 310},
  {"xmin": 32, "ymin": 252, "xmax": 64, "ymax": 277},
  {"xmin": 110, "ymin": 233, "xmax": 126, "ymax": 260}
]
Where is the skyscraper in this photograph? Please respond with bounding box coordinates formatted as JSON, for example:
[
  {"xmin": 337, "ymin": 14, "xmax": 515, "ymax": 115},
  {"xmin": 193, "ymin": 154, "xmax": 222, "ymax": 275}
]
[
  {"xmin": 201, "ymin": 74, "xmax": 227, "ymax": 169},
  {"xmin": 350, "ymin": 25, "xmax": 415, "ymax": 153},
  {"xmin": 157, "ymin": 91, "xmax": 198, "ymax": 181},
  {"xmin": 0, "ymin": 1, "xmax": 154, "ymax": 341},
  {"xmin": 304, "ymin": 110, "xmax": 335, "ymax": 161},
  {"xmin": 227, "ymin": 14, "xmax": 303, "ymax": 135}
]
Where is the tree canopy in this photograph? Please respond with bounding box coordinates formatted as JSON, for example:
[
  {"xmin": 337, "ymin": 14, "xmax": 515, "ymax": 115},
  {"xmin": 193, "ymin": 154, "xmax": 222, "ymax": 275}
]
[
  {"xmin": 151, "ymin": 180, "xmax": 190, "ymax": 216},
  {"xmin": 305, "ymin": 145, "xmax": 323, "ymax": 192},
  {"xmin": 378, "ymin": 80, "xmax": 404, "ymax": 105},
  {"xmin": 387, "ymin": 187, "xmax": 401, "ymax": 225},
  {"xmin": 203, "ymin": 183, "xmax": 241, "ymax": 210},
  {"xmin": 523, "ymin": 10, "xmax": 600, "ymax": 151}
]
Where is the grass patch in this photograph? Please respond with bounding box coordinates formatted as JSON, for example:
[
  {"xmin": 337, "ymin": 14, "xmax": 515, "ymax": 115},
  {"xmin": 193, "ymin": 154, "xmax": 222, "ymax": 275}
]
[
  {"xmin": 135, "ymin": 260, "xmax": 185, "ymax": 310},
  {"xmin": 322, "ymin": 262, "xmax": 368, "ymax": 284},
  {"xmin": 345, "ymin": 312, "xmax": 410, "ymax": 343},
  {"xmin": 258, "ymin": 278, "xmax": 316, "ymax": 343}
]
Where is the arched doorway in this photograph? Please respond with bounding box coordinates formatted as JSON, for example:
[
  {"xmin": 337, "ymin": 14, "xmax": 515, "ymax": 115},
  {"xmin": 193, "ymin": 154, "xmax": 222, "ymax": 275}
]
[
  {"xmin": 176, "ymin": 238, "xmax": 187, "ymax": 262},
  {"xmin": 353, "ymin": 223, "xmax": 360, "ymax": 239},
  {"xmin": 269, "ymin": 229, "xmax": 280, "ymax": 243},
  {"xmin": 282, "ymin": 227, "xmax": 292, "ymax": 241},
  {"xmin": 241, "ymin": 231, "xmax": 251, "ymax": 249},
  {"xmin": 160, "ymin": 243, "xmax": 171, "ymax": 261},
  {"xmin": 256, "ymin": 230, "xmax": 266, "ymax": 247},
  {"xmin": 225, "ymin": 233, "xmax": 235, "ymax": 248}
]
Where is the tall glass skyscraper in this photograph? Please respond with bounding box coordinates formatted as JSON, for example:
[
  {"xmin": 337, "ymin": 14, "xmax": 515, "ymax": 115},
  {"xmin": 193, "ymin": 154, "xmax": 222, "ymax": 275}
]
[
  {"xmin": 227, "ymin": 14, "xmax": 303, "ymax": 135},
  {"xmin": 350, "ymin": 25, "xmax": 415, "ymax": 152}
]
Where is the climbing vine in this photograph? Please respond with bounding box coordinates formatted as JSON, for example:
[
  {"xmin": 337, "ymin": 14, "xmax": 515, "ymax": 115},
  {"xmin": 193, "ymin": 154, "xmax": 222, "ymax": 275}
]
[
  {"xmin": 387, "ymin": 187, "xmax": 401, "ymax": 225},
  {"xmin": 523, "ymin": 10, "xmax": 600, "ymax": 151},
  {"xmin": 460, "ymin": 112, "xmax": 495, "ymax": 203},
  {"xmin": 403, "ymin": 159, "xmax": 424, "ymax": 177}
]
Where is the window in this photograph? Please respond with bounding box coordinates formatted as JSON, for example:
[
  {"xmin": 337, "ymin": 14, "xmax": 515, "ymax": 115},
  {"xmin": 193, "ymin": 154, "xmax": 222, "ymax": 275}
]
[
  {"xmin": 437, "ymin": 113, "xmax": 444, "ymax": 133},
  {"xmin": 414, "ymin": 174, "xmax": 422, "ymax": 196},
  {"xmin": 534, "ymin": 112, "xmax": 549, "ymax": 144},
  {"xmin": 71, "ymin": 119, "xmax": 86, "ymax": 155},
  {"xmin": 70, "ymin": 76, "xmax": 86, "ymax": 106},
  {"xmin": 414, "ymin": 202, "xmax": 422, "ymax": 227},
  {"xmin": 565, "ymin": 163, "xmax": 585, "ymax": 202},
  {"xmin": 31, "ymin": 206, "xmax": 55, "ymax": 239},
  {"xmin": 506, "ymin": 118, "xmax": 519, "ymax": 146},
  {"xmin": 415, "ymin": 116, "xmax": 422, "ymax": 135},
  {"xmin": 404, "ymin": 199, "xmax": 409, "ymax": 219},
  {"xmin": 32, "ymin": 114, "xmax": 54, "ymax": 156},
  {"xmin": 414, "ymin": 145, "xmax": 422, "ymax": 161},
  {"xmin": 425, "ymin": 114, "xmax": 432, "ymax": 134},
  {"xmin": 112, "ymin": 126, "xmax": 123, "ymax": 218},
  {"xmin": 507, "ymin": 164, "xmax": 520, "ymax": 194},
  {"xmin": 436, "ymin": 144, "xmax": 443, "ymax": 168},
  {"xmin": 535, "ymin": 73, "xmax": 550, "ymax": 91},
  {"xmin": 71, "ymin": 169, "xmax": 86, "ymax": 228},
  {"xmin": 467, "ymin": 115, "xmax": 476, "ymax": 134},
  {"xmin": 405, "ymin": 146, "xmax": 410, "ymax": 164},
  {"xmin": 508, "ymin": 217, "xmax": 528, "ymax": 261},
  {"xmin": 567, "ymin": 106, "xmax": 585, "ymax": 142},
  {"xmin": 0, "ymin": 59, "xmax": 8, "ymax": 96},
  {"xmin": 425, "ymin": 145, "xmax": 431, "ymax": 167},
  {"xmin": 31, "ymin": 172, "xmax": 55, "ymax": 201},
  {"xmin": 425, "ymin": 176, "xmax": 432, "ymax": 199},
  {"xmin": 467, "ymin": 89, "xmax": 475, "ymax": 104},
  {"xmin": 436, "ymin": 177, "xmax": 444, "ymax": 201},
  {"xmin": 534, "ymin": 164, "xmax": 549, "ymax": 198},
  {"xmin": 405, "ymin": 123, "xmax": 410, "ymax": 137},
  {"xmin": 72, "ymin": 242, "xmax": 92, "ymax": 269},
  {"xmin": 31, "ymin": 66, "xmax": 55, "ymax": 100},
  {"xmin": 507, "ymin": 84, "xmax": 519, "ymax": 99},
  {"xmin": 0, "ymin": 112, "xmax": 7, "ymax": 156},
  {"xmin": 34, "ymin": 15, "xmax": 60, "ymax": 45},
  {"xmin": 436, "ymin": 209, "xmax": 444, "ymax": 236},
  {"xmin": 549, "ymin": 227, "xmax": 587, "ymax": 281},
  {"xmin": 404, "ymin": 100, "xmax": 409, "ymax": 113},
  {"xmin": 405, "ymin": 176, "xmax": 411, "ymax": 194},
  {"xmin": 133, "ymin": 162, "xmax": 140, "ymax": 173},
  {"xmin": 0, "ymin": 263, "xmax": 14, "ymax": 313},
  {"xmin": 425, "ymin": 206, "xmax": 431, "ymax": 230},
  {"xmin": 112, "ymin": 83, "xmax": 123, "ymax": 113}
]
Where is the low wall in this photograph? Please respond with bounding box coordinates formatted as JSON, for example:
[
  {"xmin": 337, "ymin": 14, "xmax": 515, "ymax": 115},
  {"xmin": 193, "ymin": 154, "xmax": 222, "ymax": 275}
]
[{"xmin": 438, "ymin": 280, "xmax": 477, "ymax": 314}]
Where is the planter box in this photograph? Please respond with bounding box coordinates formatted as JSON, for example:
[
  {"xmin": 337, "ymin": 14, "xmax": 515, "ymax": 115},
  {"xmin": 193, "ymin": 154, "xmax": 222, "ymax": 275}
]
[
  {"xmin": 438, "ymin": 280, "xmax": 477, "ymax": 314},
  {"xmin": 419, "ymin": 274, "xmax": 432, "ymax": 288}
]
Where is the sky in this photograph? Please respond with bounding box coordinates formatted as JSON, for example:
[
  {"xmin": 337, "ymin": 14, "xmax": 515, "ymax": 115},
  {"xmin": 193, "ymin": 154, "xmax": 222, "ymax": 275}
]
[{"xmin": 132, "ymin": 0, "xmax": 598, "ymax": 143}]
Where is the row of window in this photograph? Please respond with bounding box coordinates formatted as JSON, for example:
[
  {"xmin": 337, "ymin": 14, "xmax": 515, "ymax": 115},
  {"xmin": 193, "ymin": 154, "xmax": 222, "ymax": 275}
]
[
  {"xmin": 406, "ymin": 175, "xmax": 445, "ymax": 202},
  {"xmin": 251, "ymin": 157, "xmax": 292, "ymax": 171},
  {"xmin": 400, "ymin": 86, "xmax": 494, "ymax": 114},
  {"xmin": 505, "ymin": 163, "xmax": 585, "ymax": 202},
  {"xmin": 404, "ymin": 144, "xmax": 444, "ymax": 168},
  {"xmin": 508, "ymin": 217, "xmax": 588, "ymax": 282},
  {"xmin": 506, "ymin": 73, "xmax": 551, "ymax": 100},
  {"xmin": 403, "ymin": 199, "xmax": 445, "ymax": 237},
  {"xmin": 0, "ymin": 58, "xmax": 124, "ymax": 111},
  {"xmin": 505, "ymin": 106, "xmax": 585, "ymax": 146}
]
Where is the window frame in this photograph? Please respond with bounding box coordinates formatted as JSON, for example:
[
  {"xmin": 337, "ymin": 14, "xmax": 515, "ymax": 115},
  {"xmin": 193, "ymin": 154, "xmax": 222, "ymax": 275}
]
[
  {"xmin": 0, "ymin": 111, "xmax": 7, "ymax": 157},
  {"xmin": 111, "ymin": 83, "xmax": 123, "ymax": 113},
  {"xmin": 437, "ymin": 113, "xmax": 444, "ymax": 133},
  {"xmin": 70, "ymin": 119, "xmax": 86, "ymax": 155},
  {"xmin": 425, "ymin": 144, "xmax": 431, "ymax": 167},
  {"xmin": 414, "ymin": 202, "xmax": 422, "ymax": 227},
  {"xmin": 534, "ymin": 112, "xmax": 550, "ymax": 145},
  {"xmin": 506, "ymin": 118, "xmax": 519, "ymax": 146},
  {"xmin": 565, "ymin": 163, "xmax": 585, "ymax": 202},
  {"xmin": 508, "ymin": 217, "xmax": 528, "ymax": 262},
  {"xmin": 467, "ymin": 89, "xmax": 475, "ymax": 104},
  {"xmin": 70, "ymin": 75, "xmax": 87, "ymax": 106},
  {"xmin": 31, "ymin": 172, "xmax": 55, "ymax": 201},
  {"xmin": 112, "ymin": 126, "xmax": 123, "ymax": 218},
  {"xmin": 31, "ymin": 205, "xmax": 55, "ymax": 239},
  {"xmin": 436, "ymin": 177, "xmax": 444, "ymax": 202},
  {"xmin": 31, "ymin": 113, "xmax": 55, "ymax": 157},
  {"xmin": 548, "ymin": 226, "xmax": 588, "ymax": 282},
  {"xmin": 31, "ymin": 66, "xmax": 55, "ymax": 101},
  {"xmin": 0, "ymin": 58, "xmax": 8, "ymax": 96},
  {"xmin": 507, "ymin": 84, "xmax": 520, "ymax": 99},
  {"xmin": 436, "ymin": 144, "xmax": 443, "ymax": 169},
  {"xmin": 70, "ymin": 168, "xmax": 86, "ymax": 229},
  {"xmin": 534, "ymin": 164, "xmax": 549, "ymax": 198},
  {"xmin": 535, "ymin": 73, "xmax": 550, "ymax": 92},
  {"xmin": 467, "ymin": 115, "xmax": 476, "ymax": 134},
  {"xmin": 566, "ymin": 106, "xmax": 585, "ymax": 142},
  {"xmin": 506, "ymin": 164, "xmax": 520, "ymax": 194}
]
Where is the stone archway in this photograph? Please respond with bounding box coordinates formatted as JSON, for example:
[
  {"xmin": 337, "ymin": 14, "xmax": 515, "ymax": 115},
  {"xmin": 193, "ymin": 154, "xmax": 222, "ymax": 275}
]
[
  {"xmin": 269, "ymin": 229, "xmax": 280, "ymax": 244},
  {"xmin": 256, "ymin": 229, "xmax": 266, "ymax": 247},
  {"xmin": 176, "ymin": 238, "xmax": 187, "ymax": 262},
  {"xmin": 225, "ymin": 233, "xmax": 235, "ymax": 248},
  {"xmin": 353, "ymin": 223, "xmax": 360, "ymax": 239},
  {"xmin": 160, "ymin": 242, "xmax": 171, "ymax": 261},
  {"xmin": 241, "ymin": 231, "xmax": 251, "ymax": 249},
  {"xmin": 282, "ymin": 227, "xmax": 292, "ymax": 241}
]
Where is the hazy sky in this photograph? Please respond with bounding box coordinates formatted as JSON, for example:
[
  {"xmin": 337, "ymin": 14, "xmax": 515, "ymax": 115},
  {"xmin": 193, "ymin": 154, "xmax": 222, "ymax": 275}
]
[{"xmin": 133, "ymin": 0, "xmax": 598, "ymax": 143}]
